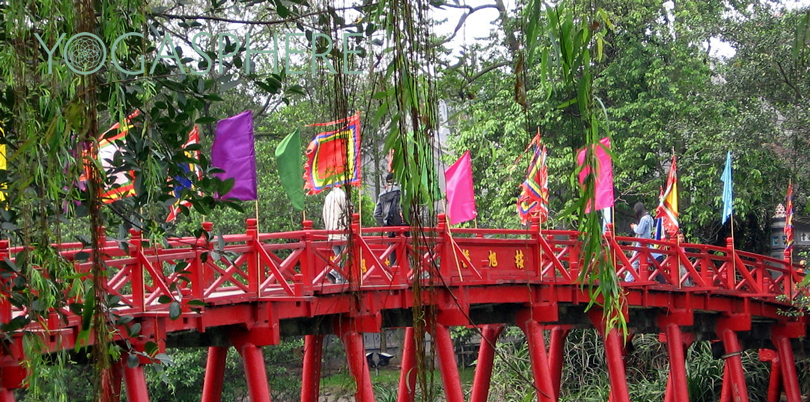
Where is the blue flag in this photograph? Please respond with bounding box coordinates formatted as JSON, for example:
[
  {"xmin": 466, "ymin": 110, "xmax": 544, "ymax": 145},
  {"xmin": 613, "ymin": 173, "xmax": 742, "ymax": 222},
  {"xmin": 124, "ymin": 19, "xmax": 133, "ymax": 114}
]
[{"xmin": 721, "ymin": 151, "xmax": 733, "ymax": 224}]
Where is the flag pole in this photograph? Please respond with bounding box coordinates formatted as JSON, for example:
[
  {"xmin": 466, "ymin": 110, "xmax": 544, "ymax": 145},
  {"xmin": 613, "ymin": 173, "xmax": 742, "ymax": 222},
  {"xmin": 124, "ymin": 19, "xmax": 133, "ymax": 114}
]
[
  {"xmin": 730, "ymin": 212, "xmax": 736, "ymax": 274},
  {"xmin": 442, "ymin": 199, "xmax": 464, "ymax": 281},
  {"xmin": 255, "ymin": 200, "xmax": 260, "ymax": 232}
]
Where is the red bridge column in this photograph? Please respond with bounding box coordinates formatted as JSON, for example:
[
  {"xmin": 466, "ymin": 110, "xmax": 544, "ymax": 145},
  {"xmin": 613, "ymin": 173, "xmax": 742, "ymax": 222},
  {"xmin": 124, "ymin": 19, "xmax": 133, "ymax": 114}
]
[
  {"xmin": 397, "ymin": 327, "xmax": 417, "ymax": 402},
  {"xmin": 102, "ymin": 360, "xmax": 123, "ymax": 402},
  {"xmin": 201, "ymin": 346, "xmax": 228, "ymax": 402},
  {"xmin": 300, "ymin": 335, "xmax": 324, "ymax": 402},
  {"xmin": 547, "ymin": 325, "xmax": 570, "ymax": 396},
  {"xmin": 470, "ymin": 324, "xmax": 504, "ymax": 402},
  {"xmin": 432, "ymin": 323, "xmax": 465, "ymax": 402},
  {"xmin": 759, "ymin": 349, "xmax": 782, "ymax": 402},
  {"xmin": 336, "ymin": 322, "xmax": 374, "ymax": 402},
  {"xmin": 773, "ymin": 334, "xmax": 801, "ymax": 402},
  {"xmin": 237, "ymin": 343, "xmax": 272, "ymax": 402},
  {"xmin": 720, "ymin": 328, "xmax": 750, "ymax": 402},
  {"xmin": 663, "ymin": 324, "xmax": 689, "ymax": 402},
  {"xmin": 516, "ymin": 316, "xmax": 554, "ymax": 402},
  {"xmin": 123, "ymin": 360, "xmax": 150, "ymax": 402},
  {"xmin": 589, "ymin": 310, "xmax": 629, "ymax": 402},
  {"xmin": 0, "ymin": 388, "xmax": 14, "ymax": 402}
]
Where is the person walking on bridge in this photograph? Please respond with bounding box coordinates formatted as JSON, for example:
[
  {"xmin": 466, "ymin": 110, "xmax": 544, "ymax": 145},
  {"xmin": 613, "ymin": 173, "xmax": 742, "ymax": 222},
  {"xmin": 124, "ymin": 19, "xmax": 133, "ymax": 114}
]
[
  {"xmin": 374, "ymin": 173, "xmax": 407, "ymax": 266},
  {"xmin": 323, "ymin": 186, "xmax": 348, "ymax": 283},
  {"xmin": 629, "ymin": 202, "xmax": 661, "ymax": 282}
]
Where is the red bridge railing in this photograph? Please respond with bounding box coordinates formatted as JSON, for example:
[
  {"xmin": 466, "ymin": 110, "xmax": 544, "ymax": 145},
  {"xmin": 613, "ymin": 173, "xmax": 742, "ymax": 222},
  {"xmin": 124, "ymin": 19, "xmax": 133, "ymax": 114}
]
[{"xmin": 0, "ymin": 214, "xmax": 804, "ymax": 324}]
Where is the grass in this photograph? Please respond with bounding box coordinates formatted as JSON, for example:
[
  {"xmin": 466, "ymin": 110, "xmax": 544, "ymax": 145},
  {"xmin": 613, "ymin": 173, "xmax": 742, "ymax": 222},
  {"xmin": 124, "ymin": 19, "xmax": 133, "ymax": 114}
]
[{"xmin": 320, "ymin": 366, "xmax": 476, "ymax": 400}]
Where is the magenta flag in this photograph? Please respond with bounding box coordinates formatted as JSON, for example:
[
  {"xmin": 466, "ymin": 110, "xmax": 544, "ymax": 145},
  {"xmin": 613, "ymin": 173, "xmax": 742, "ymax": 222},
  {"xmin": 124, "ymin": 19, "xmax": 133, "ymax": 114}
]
[
  {"xmin": 211, "ymin": 111, "xmax": 257, "ymax": 201},
  {"xmin": 577, "ymin": 137, "xmax": 614, "ymax": 212},
  {"xmin": 445, "ymin": 150, "xmax": 477, "ymax": 225}
]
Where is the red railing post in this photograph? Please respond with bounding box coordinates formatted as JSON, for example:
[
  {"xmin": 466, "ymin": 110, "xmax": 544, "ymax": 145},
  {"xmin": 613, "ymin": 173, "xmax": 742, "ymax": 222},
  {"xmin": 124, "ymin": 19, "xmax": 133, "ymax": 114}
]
[
  {"xmin": 568, "ymin": 234, "xmax": 580, "ymax": 280},
  {"xmin": 195, "ymin": 222, "xmax": 214, "ymax": 299},
  {"xmin": 246, "ymin": 219, "xmax": 260, "ymax": 297},
  {"xmin": 301, "ymin": 220, "xmax": 314, "ymax": 289},
  {"xmin": 783, "ymin": 249, "xmax": 793, "ymax": 299},
  {"xmin": 128, "ymin": 229, "xmax": 145, "ymax": 312},
  {"xmin": 438, "ymin": 213, "xmax": 449, "ymax": 281},
  {"xmin": 350, "ymin": 213, "xmax": 361, "ymax": 287},
  {"xmin": 530, "ymin": 217, "xmax": 543, "ymax": 280},
  {"xmin": 0, "ymin": 240, "xmax": 10, "ymax": 325}
]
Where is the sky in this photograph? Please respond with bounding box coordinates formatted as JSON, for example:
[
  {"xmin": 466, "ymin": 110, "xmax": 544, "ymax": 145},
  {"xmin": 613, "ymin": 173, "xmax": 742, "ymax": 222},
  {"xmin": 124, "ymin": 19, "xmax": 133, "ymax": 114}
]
[{"xmin": 432, "ymin": 0, "xmax": 810, "ymax": 60}]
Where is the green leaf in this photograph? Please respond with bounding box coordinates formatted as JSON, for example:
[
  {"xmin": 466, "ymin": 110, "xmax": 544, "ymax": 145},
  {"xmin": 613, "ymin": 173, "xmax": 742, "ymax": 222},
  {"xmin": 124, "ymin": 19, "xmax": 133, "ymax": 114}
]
[
  {"xmin": 128, "ymin": 322, "xmax": 142, "ymax": 337},
  {"xmin": 169, "ymin": 301, "xmax": 182, "ymax": 320},
  {"xmin": 145, "ymin": 341, "xmax": 159, "ymax": 357},
  {"xmin": 127, "ymin": 354, "xmax": 140, "ymax": 369}
]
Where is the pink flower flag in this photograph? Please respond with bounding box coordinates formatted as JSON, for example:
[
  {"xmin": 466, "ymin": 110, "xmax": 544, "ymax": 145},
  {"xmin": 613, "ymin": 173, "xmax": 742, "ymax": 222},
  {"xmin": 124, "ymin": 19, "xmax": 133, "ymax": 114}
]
[
  {"xmin": 445, "ymin": 150, "xmax": 477, "ymax": 225},
  {"xmin": 577, "ymin": 137, "xmax": 614, "ymax": 212}
]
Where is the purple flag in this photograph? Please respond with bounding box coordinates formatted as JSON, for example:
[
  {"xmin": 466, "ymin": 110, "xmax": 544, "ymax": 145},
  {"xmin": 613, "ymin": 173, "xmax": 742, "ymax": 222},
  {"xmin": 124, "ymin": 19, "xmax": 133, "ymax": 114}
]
[{"xmin": 212, "ymin": 111, "xmax": 257, "ymax": 201}]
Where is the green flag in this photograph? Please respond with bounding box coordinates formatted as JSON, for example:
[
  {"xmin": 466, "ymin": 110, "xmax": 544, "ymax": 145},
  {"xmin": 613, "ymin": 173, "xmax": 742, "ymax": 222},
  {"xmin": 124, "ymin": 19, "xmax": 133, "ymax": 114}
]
[{"xmin": 275, "ymin": 129, "xmax": 305, "ymax": 210}]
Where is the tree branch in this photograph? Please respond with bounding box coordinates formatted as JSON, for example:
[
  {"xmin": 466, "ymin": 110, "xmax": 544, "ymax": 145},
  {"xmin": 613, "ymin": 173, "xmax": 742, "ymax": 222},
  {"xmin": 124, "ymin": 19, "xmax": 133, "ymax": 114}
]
[
  {"xmin": 774, "ymin": 61, "xmax": 803, "ymax": 100},
  {"xmin": 434, "ymin": 4, "xmax": 500, "ymax": 46}
]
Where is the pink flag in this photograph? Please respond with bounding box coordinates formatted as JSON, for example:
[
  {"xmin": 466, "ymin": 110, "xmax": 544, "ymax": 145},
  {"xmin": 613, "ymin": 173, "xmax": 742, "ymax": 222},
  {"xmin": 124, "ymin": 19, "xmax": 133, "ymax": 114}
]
[
  {"xmin": 445, "ymin": 150, "xmax": 477, "ymax": 225},
  {"xmin": 577, "ymin": 137, "xmax": 614, "ymax": 212}
]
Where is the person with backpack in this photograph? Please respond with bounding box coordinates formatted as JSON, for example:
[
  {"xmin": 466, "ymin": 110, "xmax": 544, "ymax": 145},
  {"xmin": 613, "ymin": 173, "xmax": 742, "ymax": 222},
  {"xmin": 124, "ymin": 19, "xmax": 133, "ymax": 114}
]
[
  {"xmin": 374, "ymin": 173, "xmax": 406, "ymax": 266},
  {"xmin": 628, "ymin": 202, "xmax": 664, "ymax": 282}
]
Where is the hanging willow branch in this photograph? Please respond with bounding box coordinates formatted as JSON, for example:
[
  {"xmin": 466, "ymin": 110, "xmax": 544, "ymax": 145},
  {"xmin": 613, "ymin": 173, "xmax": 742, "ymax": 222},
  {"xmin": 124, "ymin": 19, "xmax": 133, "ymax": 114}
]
[{"xmin": 523, "ymin": 1, "xmax": 626, "ymax": 332}]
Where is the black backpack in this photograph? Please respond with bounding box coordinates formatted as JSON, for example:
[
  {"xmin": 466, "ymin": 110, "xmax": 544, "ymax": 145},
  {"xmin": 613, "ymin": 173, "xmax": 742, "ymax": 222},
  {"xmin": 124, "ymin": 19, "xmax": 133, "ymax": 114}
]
[{"xmin": 380, "ymin": 189, "xmax": 404, "ymax": 226}]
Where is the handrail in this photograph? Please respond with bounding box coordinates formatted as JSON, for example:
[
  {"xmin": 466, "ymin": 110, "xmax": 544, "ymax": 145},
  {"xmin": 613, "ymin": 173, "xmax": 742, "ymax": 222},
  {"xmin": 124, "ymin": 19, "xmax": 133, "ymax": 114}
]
[{"xmin": 0, "ymin": 216, "xmax": 805, "ymax": 339}]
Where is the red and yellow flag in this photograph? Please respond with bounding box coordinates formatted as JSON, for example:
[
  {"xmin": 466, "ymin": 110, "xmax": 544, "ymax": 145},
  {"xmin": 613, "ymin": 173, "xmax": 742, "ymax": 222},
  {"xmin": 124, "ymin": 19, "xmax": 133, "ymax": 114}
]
[
  {"xmin": 785, "ymin": 181, "xmax": 794, "ymax": 252},
  {"xmin": 304, "ymin": 113, "xmax": 361, "ymax": 195},
  {"xmin": 655, "ymin": 154, "xmax": 679, "ymax": 237},
  {"xmin": 517, "ymin": 133, "xmax": 548, "ymax": 224}
]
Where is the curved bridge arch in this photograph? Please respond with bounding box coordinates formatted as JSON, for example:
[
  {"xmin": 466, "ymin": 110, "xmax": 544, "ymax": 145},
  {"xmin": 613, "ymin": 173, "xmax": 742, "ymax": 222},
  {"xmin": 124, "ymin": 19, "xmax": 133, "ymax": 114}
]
[{"xmin": 0, "ymin": 214, "xmax": 806, "ymax": 402}]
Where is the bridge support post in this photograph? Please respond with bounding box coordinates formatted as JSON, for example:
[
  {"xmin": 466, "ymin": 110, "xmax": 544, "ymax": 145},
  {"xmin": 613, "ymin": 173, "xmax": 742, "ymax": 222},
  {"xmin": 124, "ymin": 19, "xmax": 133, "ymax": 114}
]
[
  {"xmin": 547, "ymin": 325, "xmax": 569, "ymax": 395},
  {"xmin": 759, "ymin": 349, "xmax": 782, "ymax": 402},
  {"xmin": 397, "ymin": 327, "xmax": 417, "ymax": 402},
  {"xmin": 103, "ymin": 360, "xmax": 123, "ymax": 402},
  {"xmin": 720, "ymin": 329, "xmax": 750, "ymax": 402},
  {"xmin": 237, "ymin": 343, "xmax": 272, "ymax": 402},
  {"xmin": 337, "ymin": 323, "xmax": 374, "ymax": 402},
  {"xmin": 516, "ymin": 318, "xmax": 555, "ymax": 402},
  {"xmin": 433, "ymin": 323, "xmax": 465, "ymax": 402},
  {"xmin": 470, "ymin": 324, "xmax": 504, "ymax": 402},
  {"xmin": 773, "ymin": 335, "xmax": 801, "ymax": 402},
  {"xmin": 123, "ymin": 361, "xmax": 150, "ymax": 402},
  {"xmin": 664, "ymin": 324, "xmax": 688, "ymax": 402},
  {"xmin": 604, "ymin": 329, "xmax": 630, "ymax": 402},
  {"xmin": 300, "ymin": 335, "xmax": 324, "ymax": 402},
  {"xmin": 720, "ymin": 362, "xmax": 731, "ymax": 402},
  {"xmin": 0, "ymin": 388, "xmax": 14, "ymax": 402},
  {"xmin": 201, "ymin": 346, "xmax": 228, "ymax": 402}
]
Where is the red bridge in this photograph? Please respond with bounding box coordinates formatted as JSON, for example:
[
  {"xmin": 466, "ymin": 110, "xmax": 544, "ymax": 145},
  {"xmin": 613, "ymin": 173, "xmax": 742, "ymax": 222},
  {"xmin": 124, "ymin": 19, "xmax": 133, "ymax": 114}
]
[{"xmin": 0, "ymin": 214, "xmax": 806, "ymax": 402}]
